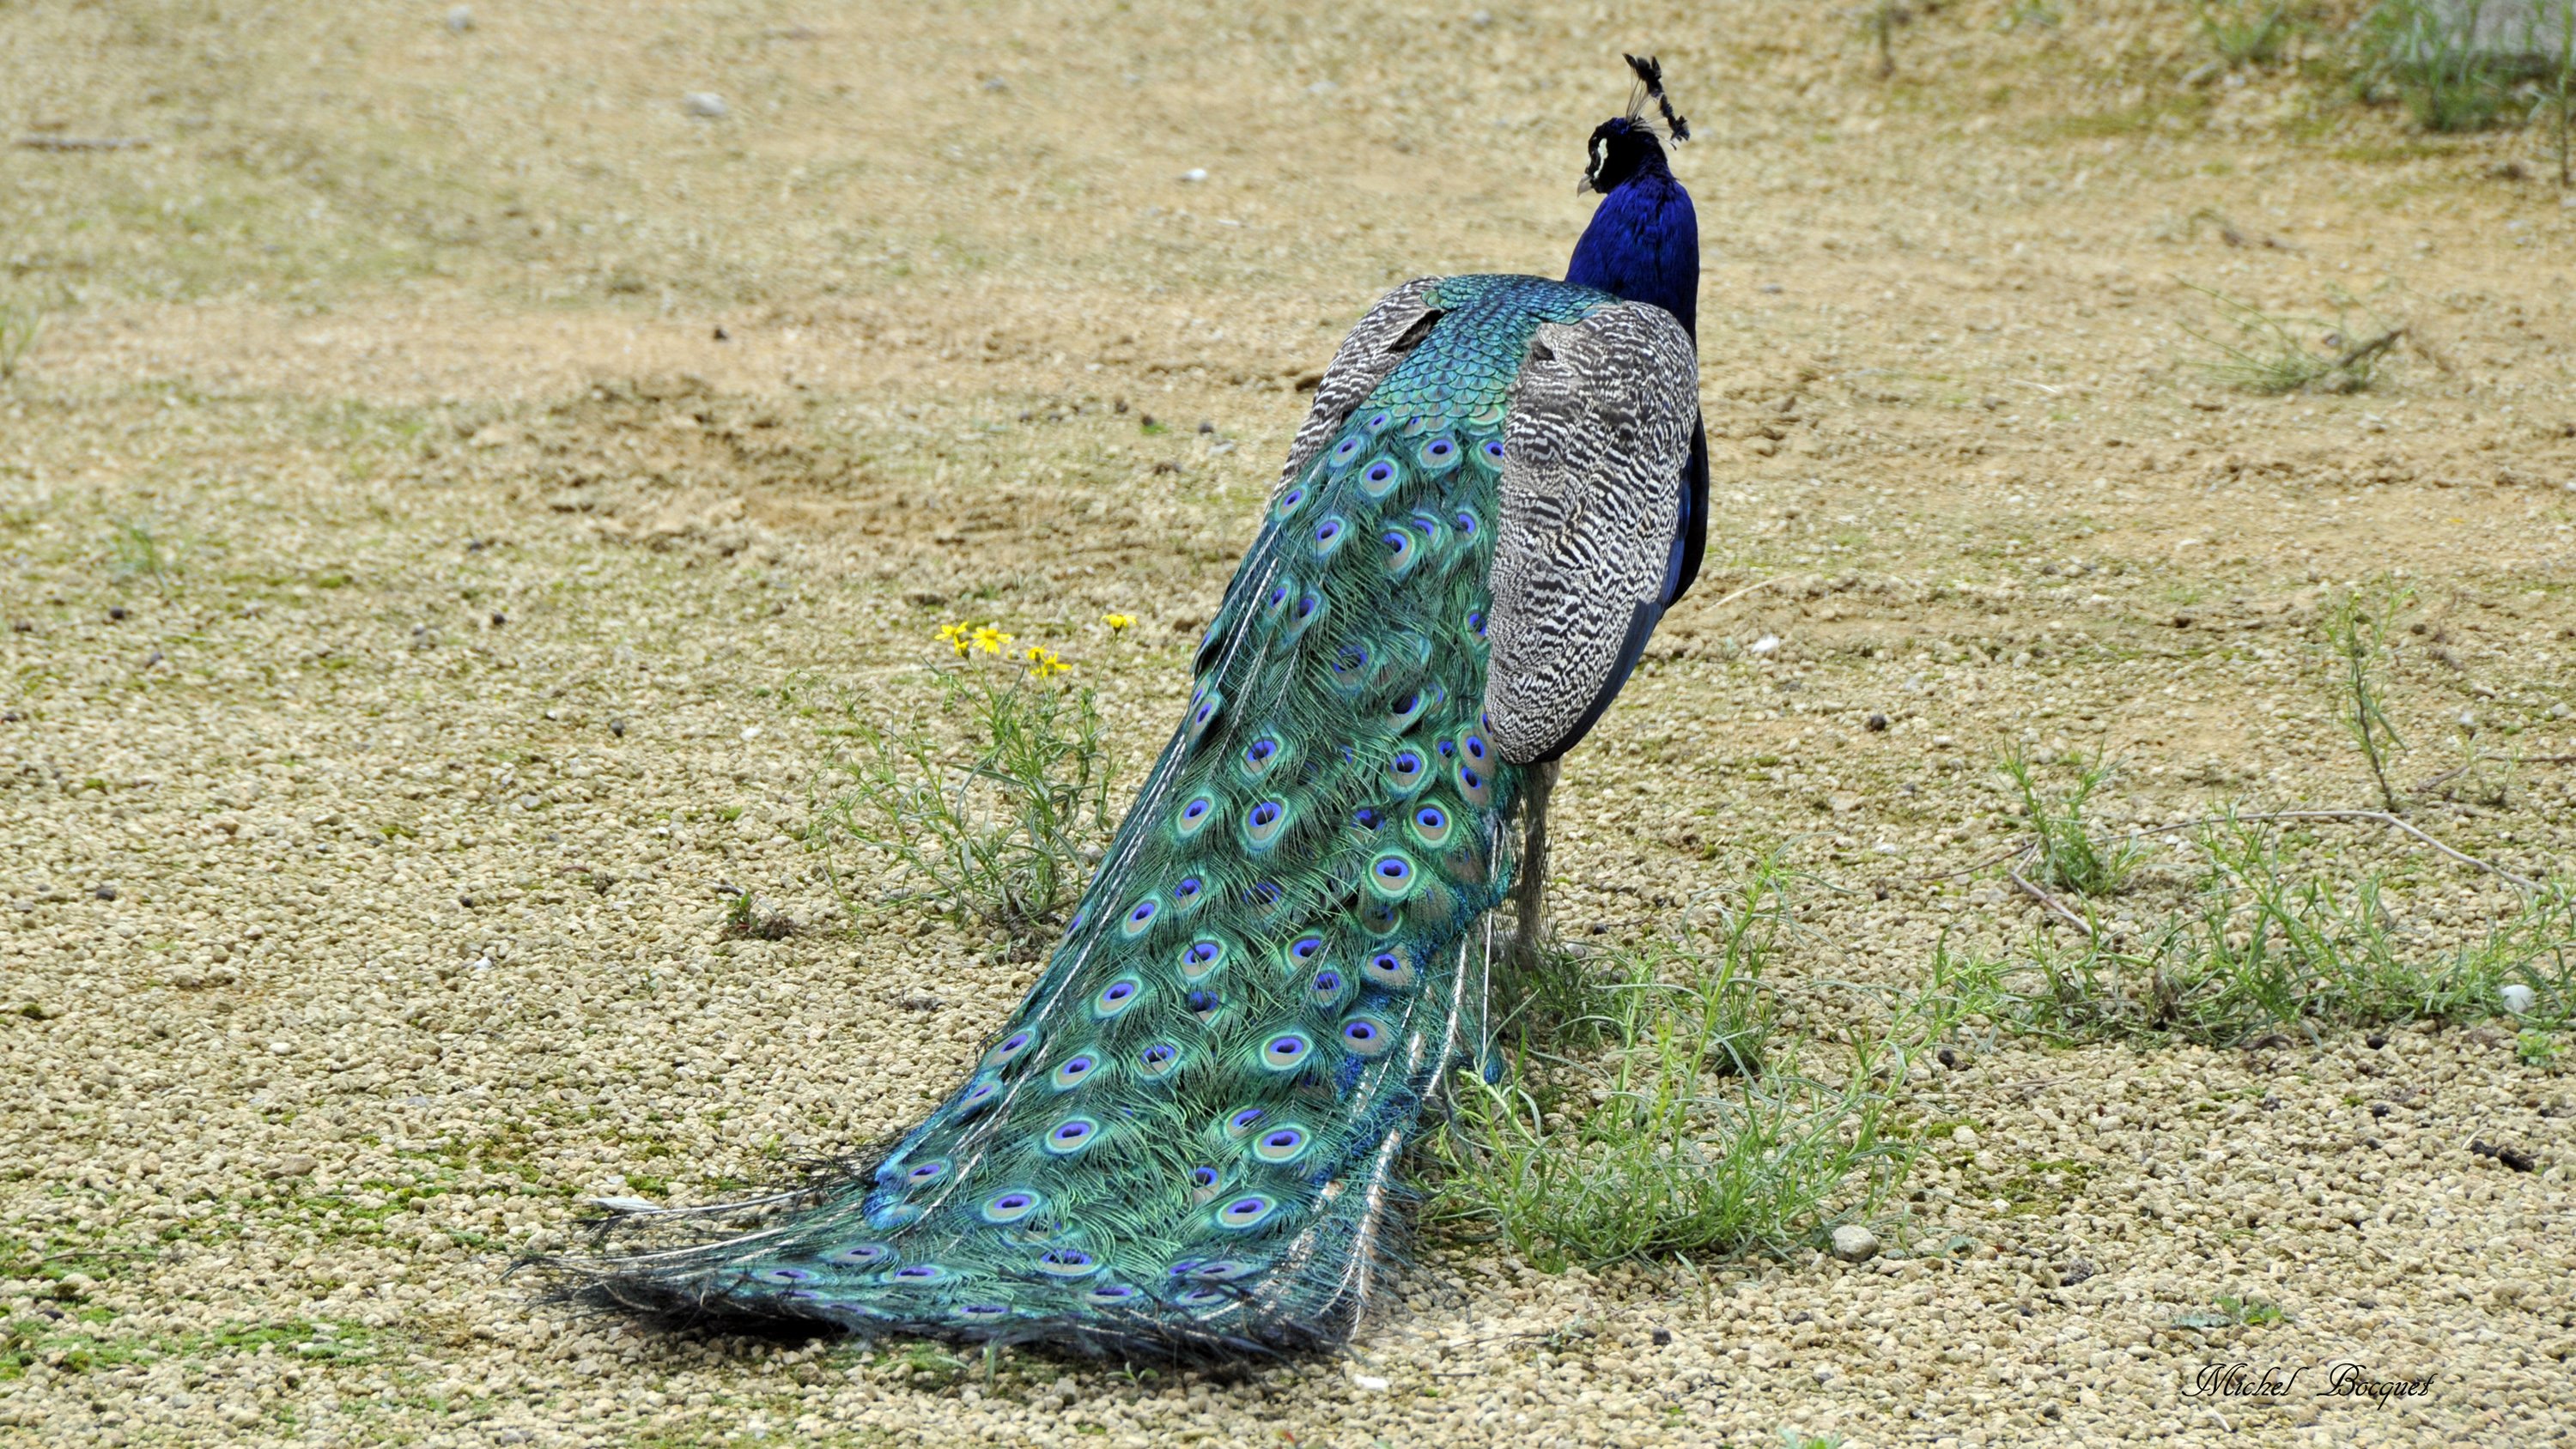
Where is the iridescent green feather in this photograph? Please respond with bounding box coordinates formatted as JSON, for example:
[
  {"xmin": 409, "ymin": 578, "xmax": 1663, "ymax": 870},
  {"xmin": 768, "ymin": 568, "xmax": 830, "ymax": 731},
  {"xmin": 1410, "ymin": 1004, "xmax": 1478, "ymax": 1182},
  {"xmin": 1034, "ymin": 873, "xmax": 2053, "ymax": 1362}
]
[{"xmin": 578, "ymin": 276, "xmax": 1619, "ymax": 1356}]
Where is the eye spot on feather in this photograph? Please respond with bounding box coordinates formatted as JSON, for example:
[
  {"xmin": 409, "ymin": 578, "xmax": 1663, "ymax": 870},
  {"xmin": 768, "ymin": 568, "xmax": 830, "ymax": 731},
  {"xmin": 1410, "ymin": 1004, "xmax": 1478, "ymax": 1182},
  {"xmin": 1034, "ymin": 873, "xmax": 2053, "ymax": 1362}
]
[
  {"xmin": 1186, "ymin": 989, "xmax": 1221, "ymax": 1017},
  {"xmin": 1120, "ymin": 897, "xmax": 1161, "ymax": 939},
  {"xmin": 1364, "ymin": 949, "xmax": 1417, "ymax": 989},
  {"xmin": 1410, "ymin": 803, "xmax": 1454, "ymax": 849},
  {"xmin": 1328, "ymin": 437, "xmax": 1362, "ymax": 468},
  {"xmin": 904, "ymin": 1159, "xmax": 950, "ymax": 1185},
  {"xmin": 1051, "ymin": 1053, "xmax": 1098, "ymax": 1090},
  {"xmin": 1253, "ymin": 1126, "xmax": 1309, "ymax": 1164},
  {"xmin": 1035, "ymin": 1248, "xmax": 1101, "ymax": 1278},
  {"xmin": 1457, "ymin": 763, "xmax": 1492, "ymax": 806},
  {"xmin": 1181, "ymin": 939, "xmax": 1225, "ymax": 980},
  {"xmin": 979, "ymin": 1191, "xmax": 1039, "ymax": 1225},
  {"xmin": 1190, "ymin": 1165, "xmax": 1220, "ymax": 1190},
  {"xmin": 1309, "ymin": 968, "xmax": 1345, "ymax": 1005},
  {"xmin": 1138, "ymin": 1042, "xmax": 1181, "ymax": 1077},
  {"xmin": 1340, "ymin": 1014, "xmax": 1394, "ymax": 1058},
  {"xmin": 1260, "ymin": 1032, "xmax": 1313, "ymax": 1071},
  {"xmin": 755, "ymin": 1266, "xmax": 817, "ymax": 1285},
  {"xmin": 1454, "ymin": 509, "xmax": 1479, "ymax": 537},
  {"xmin": 1242, "ymin": 798, "xmax": 1291, "ymax": 852},
  {"xmin": 1043, "ymin": 1117, "xmax": 1099, "ymax": 1155},
  {"xmin": 1215, "ymin": 1195, "xmax": 1279, "ymax": 1230},
  {"xmin": 890, "ymin": 1264, "xmax": 947, "ymax": 1283},
  {"xmin": 985, "ymin": 1030, "xmax": 1036, "ymax": 1069},
  {"xmin": 1188, "ymin": 689, "xmax": 1224, "ymax": 738},
  {"xmin": 1087, "ymin": 1282, "xmax": 1139, "ymax": 1304},
  {"xmin": 1289, "ymin": 934, "xmax": 1324, "ymax": 961},
  {"xmin": 825, "ymin": 1243, "xmax": 890, "ymax": 1267},
  {"xmin": 1386, "ymin": 750, "xmax": 1425, "ymax": 791},
  {"xmin": 957, "ymin": 1303, "xmax": 1009, "ymax": 1319}
]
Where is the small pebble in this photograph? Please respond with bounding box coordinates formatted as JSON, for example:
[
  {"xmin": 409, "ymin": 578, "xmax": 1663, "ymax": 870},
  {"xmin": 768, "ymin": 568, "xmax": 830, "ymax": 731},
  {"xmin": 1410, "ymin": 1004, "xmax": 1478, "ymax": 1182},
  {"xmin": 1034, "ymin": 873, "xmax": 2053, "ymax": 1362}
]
[
  {"xmin": 683, "ymin": 92, "xmax": 728, "ymax": 119},
  {"xmin": 2500, "ymin": 984, "xmax": 2537, "ymax": 1015},
  {"xmin": 445, "ymin": 5, "xmax": 473, "ymax": 33},
  {"xmin": 1830, "ymin": 1225, "xmax": 1880, "ymax": 1263},
  {"xmin": 1180, "ymin": 167, "xmax": 1208, "ymax": 183}
]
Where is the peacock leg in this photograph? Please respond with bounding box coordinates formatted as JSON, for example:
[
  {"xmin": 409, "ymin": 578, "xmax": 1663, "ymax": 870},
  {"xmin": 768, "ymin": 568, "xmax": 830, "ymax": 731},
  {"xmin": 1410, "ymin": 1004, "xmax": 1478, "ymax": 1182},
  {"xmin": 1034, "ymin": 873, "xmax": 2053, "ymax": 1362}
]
[{"xmin": 1510, "ymin": 758, "xmax": 1559, "ymax": 973}]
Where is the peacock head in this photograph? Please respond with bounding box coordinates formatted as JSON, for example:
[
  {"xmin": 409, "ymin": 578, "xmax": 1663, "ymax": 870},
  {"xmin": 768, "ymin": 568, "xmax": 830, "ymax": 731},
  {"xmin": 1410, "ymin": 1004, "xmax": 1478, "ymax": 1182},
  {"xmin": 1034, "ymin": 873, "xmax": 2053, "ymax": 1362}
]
[{"xmin": 1581, "ymin": 54, "xmax": 1691, "ymax": 196}]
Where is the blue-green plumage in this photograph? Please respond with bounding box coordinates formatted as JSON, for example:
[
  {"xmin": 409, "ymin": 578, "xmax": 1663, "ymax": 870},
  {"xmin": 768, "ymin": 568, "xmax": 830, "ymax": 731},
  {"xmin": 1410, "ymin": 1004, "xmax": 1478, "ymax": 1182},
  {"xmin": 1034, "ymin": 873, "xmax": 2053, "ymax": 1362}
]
[{"xmin": 578, "ymin": 277, "xmax": 1632, "ymax": 1354}]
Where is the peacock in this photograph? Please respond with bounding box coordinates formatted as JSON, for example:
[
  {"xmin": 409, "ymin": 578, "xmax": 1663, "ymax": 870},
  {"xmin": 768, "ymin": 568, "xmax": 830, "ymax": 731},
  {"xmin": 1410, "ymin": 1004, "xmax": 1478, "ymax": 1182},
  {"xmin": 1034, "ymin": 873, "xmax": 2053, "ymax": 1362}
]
[{"xmin": 573, "ymin": 56, "xmax": 1706, "ymax": 1358}]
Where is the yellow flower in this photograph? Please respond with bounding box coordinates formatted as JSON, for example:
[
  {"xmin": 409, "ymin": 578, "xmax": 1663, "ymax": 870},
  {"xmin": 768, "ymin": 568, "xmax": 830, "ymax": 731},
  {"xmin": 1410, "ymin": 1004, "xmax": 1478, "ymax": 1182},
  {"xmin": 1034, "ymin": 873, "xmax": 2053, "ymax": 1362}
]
[
  {"xmin": 1103, "ymin": 613, "xmax": 1134, "ymax": 633},
  {"xmin": 971, "ymin": 626, "xmax": 1012, "ymax": 657},
  {"xmin": 1024, "ymin": 646, "xmax": 1070, "ymax": 678},
  {"xmin": 936, "ymin": 622, "xmax": 972, "ymax": 657}
]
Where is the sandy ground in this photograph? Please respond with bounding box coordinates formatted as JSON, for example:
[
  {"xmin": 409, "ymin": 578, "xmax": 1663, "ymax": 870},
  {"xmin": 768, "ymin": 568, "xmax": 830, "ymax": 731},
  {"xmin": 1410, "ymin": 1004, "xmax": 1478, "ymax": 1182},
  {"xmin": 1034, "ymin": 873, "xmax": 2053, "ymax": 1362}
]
[{"xmin": 3, "ymin": 0, "xmax": 2574, "ymax": 1445}]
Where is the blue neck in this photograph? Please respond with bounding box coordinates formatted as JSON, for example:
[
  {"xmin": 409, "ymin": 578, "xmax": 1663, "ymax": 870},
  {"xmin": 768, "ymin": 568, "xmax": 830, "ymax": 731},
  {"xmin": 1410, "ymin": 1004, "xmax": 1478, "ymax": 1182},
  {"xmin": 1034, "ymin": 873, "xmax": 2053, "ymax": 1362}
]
[{"xmin": 1564, "ymin": 168, "xmax": 1698, "ymax": 339}]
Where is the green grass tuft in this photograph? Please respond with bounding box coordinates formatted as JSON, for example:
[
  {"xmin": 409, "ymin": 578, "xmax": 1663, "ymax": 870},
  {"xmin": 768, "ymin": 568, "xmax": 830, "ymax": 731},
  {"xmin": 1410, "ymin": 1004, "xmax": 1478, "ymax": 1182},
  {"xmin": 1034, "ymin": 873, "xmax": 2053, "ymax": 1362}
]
[
  {"xmin": 1935, "ymin": 821, "xmax": 2575, "ymax": 1046},
  {"xmin": 1426, "ymin": 865, "xmax": 1934, "ymax": 1270}
]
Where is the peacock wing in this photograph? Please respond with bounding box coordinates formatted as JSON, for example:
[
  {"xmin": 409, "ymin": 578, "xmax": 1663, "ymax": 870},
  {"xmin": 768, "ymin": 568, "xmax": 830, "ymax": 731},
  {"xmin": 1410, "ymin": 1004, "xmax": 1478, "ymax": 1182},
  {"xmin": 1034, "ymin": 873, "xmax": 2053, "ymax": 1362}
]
[
  {"xmin": 1272, "ymin": 277, "xmax": 1448, "ymax": 497},
  {"xmin": 1191, "ymin": 276, "xmax": 1451, "ymax": 686},
  {"xmin": 1482, "ymin": 300, "xmax": 1699, "ymax": 766}
]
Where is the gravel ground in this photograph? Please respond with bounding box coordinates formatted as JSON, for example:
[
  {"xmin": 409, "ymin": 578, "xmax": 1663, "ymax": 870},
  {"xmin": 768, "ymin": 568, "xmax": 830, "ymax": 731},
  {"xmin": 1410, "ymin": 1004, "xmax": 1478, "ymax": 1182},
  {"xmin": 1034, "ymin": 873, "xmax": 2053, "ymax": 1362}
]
[{"xmin": 6, "ymin": 0, "xmax": 2576, "ymax": 1444}]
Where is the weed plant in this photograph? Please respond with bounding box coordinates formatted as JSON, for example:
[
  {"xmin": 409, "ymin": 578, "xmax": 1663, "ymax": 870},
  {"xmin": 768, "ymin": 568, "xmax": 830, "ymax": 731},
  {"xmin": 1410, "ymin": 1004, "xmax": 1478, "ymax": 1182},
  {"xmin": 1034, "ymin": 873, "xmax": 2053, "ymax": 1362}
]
[
  {"xmin": 2322, "ymin": 584, "xmax": 2413, "ymax": 812},
  {"xmin": 1999, "ymin": 748, "xmax": 2140, "ymax": 897},
  {"xmin": 0, "ymin": 298, "xmax": 39, "ymax": 383},
  {"xmin": 1427, "ymin": 866, "xmax": 1933, "ymax": 1270},
  {"xmin": 811, "ymin": 659, "xmax": 1113, "ymax": 936},
  {"xmin": 106, "ymin": 522, "xmax": 185, "ymax": 594},
  {"xmin": 2198, "ymin": 0, "xmax": 2295, "ymax": 65},
  {"xmin": 1862, "ymin": 0, "xmax": 1908, "ymax": 78},
  {"xmin": 2355, "ymin": 0, "xmax": 2510, "ymax": 130},
  {"xmin": 2181, "ymin": 283, "xmax": 2403, "ymax": 395}
]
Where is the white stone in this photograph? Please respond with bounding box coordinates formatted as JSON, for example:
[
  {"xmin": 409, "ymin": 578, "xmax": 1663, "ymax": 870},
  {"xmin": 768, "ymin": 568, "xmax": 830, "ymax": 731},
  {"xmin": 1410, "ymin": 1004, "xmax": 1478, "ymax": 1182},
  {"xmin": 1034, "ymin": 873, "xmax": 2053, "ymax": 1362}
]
[
  {"xmin": 683, "ymin": 92, "xmax": 728, "ymax": 119},
  {"xmin": 1830, "ymin": 1225, "xmax": 1880, "ymax": 1263},
  {"xmin": 2500, "ymin": 984, "xmax": 2537, "ymax": 1015}
]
